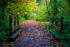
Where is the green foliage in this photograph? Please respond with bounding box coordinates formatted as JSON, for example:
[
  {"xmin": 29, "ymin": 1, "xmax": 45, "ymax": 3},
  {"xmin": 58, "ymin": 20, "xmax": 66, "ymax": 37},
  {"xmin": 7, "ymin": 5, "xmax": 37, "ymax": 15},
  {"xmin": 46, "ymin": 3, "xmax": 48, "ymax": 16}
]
[
  {"xmin": 36, "ymin": 0, "xmax": 48, "ymax": 20},
  {"xmin": 0, "ymin": 0, "xmax": 70, "ymax": 45},
  {"xmin": 0, "ymin": 0, "xmax": 10, "ymax": 41},
  {"xmin": 48, "ymin": 0, "xmax": 70, "ymax": 46},
  {"xmin": 7, "ymin": 0, "xmax": 38, "ymax": 17}
]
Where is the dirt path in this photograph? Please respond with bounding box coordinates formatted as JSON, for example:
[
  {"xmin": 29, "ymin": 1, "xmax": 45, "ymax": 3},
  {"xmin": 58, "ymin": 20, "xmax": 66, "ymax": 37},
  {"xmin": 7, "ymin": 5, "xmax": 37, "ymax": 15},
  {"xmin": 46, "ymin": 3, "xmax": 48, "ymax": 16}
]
[{"xmin": 3, "ymin": 20, "xmax": 62, "ymax": 47}]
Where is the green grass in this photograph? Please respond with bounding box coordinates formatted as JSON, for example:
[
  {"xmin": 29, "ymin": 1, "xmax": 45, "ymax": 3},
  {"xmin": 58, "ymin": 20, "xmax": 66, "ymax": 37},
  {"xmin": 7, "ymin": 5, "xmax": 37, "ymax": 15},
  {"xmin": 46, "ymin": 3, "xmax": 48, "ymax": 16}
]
[
  {"xmin": 19, "ymin": 16, "xmax": 25, "ymax": 23},
  {"xmin": 37, "ymin": 21, "xmax": 50, "ymax": 25}
]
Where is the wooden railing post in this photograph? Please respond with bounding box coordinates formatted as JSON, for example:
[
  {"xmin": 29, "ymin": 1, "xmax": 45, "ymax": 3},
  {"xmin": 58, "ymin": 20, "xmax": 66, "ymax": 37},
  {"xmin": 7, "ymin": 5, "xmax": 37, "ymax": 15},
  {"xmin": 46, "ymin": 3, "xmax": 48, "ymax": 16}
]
[
  {"xmin": 9, "ymin": 16, "xmax": 12, "ymax": 42},
  {"xmin": 9, "ymin": 16, "xmax": 12, "ymax": 36},
  {"xmin": 14, "ymin": 16, "xmax": 17, "ymax": 32},
  {"xmin": 14, "ymin": 16, "xmax": 17, "ymax": 26},
  {"xmin": 56, "ymin": 17, "xmax": 58, "ymax": 26},
  {"xmin": 60, "ymin": 17, "xmax": 64, "ymax": 32},
  {"xmin": 51, "ymin": 16, "xmax": 54, "ymax": 27},
  {"xmin": 17, "ymin": 16, "xmax": 19, "ymax": 29}
]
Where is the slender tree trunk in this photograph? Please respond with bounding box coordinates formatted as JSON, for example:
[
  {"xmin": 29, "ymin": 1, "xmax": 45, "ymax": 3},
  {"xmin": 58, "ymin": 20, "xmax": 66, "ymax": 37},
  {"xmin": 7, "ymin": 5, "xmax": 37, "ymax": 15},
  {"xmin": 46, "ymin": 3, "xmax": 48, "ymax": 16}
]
[
  {"xmin": 45, "ymin": 0, "xmax": 49, "ymax": 15},
  {"xmin": 53, "ymin": 0, "xmax": 58, "ymax": 26},
  {"xmin": 54, "ymin": 0, "xmax": 58, "ymax": 15},
  {"xmin": 24, "ymin": 14, "xmax": 27, "ymax": 20}
]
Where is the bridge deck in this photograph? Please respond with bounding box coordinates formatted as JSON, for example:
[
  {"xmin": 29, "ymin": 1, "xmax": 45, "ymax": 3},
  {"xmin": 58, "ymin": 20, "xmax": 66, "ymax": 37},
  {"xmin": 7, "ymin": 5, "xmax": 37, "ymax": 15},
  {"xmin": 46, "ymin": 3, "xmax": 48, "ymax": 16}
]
[{"xmin": 3, "ymin": 20, "xmax": 62, "ymax": 47}]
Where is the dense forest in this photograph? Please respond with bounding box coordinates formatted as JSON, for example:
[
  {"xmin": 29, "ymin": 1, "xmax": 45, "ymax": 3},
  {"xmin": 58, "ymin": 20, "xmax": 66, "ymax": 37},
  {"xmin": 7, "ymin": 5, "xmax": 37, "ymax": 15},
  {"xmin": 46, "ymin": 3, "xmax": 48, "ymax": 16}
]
[{"xmin": 0, "ymin": 0, "xmax": 70, "ymax": 47}]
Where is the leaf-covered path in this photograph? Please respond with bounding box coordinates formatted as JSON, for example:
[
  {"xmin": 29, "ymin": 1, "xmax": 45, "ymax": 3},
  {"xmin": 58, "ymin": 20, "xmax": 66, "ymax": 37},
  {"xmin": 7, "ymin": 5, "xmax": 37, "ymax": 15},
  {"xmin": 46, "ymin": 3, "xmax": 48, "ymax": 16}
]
[{"xmin": 4, "ymin": 20, "xmax": 61, "ymax": 47}]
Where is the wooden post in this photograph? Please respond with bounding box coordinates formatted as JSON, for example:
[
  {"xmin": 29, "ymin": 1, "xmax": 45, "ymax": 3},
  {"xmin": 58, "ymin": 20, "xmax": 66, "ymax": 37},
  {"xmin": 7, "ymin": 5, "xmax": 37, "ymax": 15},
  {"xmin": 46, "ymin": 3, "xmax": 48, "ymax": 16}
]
[
  {"xmin": 9, "ymin": 16, "xmax": 12, "ymax": 42},
  {"xmin": 60, "ymin": 17, "xmax": 64, "ymax": 32},
  {"xmin": 14, "ymin": 16, "xmax": 17, "ymax": 26},
  {"xmin": 9, "ymin": 16, "xmax": 12, "ymax": 36},
  {"xmin": 56, "ymin": 17, "xmax": 58, "ymax": 26},
  {"xmin": 17, "ymin": 16, "xmax": 19, "ymax": 29},
  {"xmin": 14, "ymin": 16, "xmax": 17, "ymax": 32},
  {"xmin": 52, "ymin": 16, "xmax": 54, "ymax": 27},
  {"xmin": 16, "ymin": 16, "xmax": 19, "ymax": 30}
]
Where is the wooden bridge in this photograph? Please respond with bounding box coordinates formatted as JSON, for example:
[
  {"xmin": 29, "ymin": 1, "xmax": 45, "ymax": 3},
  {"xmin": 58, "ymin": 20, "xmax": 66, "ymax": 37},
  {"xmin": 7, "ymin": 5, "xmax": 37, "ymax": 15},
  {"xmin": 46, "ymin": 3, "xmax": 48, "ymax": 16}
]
[{"xmin": 1, "ymin": 20, "xmax": 62, "ymax": 47}]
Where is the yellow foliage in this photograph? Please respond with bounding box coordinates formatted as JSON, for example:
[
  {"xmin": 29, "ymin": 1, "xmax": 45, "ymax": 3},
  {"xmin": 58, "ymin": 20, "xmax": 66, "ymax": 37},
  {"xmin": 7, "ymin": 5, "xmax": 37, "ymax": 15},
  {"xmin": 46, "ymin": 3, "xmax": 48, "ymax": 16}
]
[
  {"xmin": 17, "ymin": 12, "xmax": 20, "ymax": 15},
  {"xmin": 24, "ymin": 12, "xmax": 28, "ymax": 14},
  {"xmin": 30, "ymin": 3, "xmax": 33, "ymax": 6},
  {"xmin": 8, "ymin": 0, "xmax": 38, "ymax": 16},
  {"xmin": 22, "ymin": 0, "xmax": 38, "ymax": 12},
  {"xmin": 26, "ymin": 0, "xmax": 30, "ymax": 2}
]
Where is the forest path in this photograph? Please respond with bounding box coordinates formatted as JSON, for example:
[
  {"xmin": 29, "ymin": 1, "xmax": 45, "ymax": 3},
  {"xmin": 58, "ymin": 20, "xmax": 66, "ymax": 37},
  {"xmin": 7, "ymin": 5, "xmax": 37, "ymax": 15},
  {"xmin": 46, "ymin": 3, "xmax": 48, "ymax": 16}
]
[{"xmin": 4, "ymin": 20, "xmax": 61, "ymax": 47}]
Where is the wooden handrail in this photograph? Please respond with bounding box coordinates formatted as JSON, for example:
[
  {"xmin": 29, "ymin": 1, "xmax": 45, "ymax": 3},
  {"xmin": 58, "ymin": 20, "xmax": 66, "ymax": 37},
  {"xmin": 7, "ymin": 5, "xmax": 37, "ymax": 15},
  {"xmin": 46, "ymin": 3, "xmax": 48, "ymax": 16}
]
[{"xmin": 10, "ymin": 29, "xmax": 23, "ymax": 42}]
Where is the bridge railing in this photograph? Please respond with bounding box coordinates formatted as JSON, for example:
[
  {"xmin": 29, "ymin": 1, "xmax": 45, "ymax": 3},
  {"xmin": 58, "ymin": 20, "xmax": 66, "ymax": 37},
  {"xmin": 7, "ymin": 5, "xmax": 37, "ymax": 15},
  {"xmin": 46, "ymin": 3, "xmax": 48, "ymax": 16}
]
[
  {"xmin": 8, "ymin": 15, "xmax": 23, "ymax": 42},
  {"xmin": 47, "ymin": 16, "xmax": 70, "ymax": 41}
]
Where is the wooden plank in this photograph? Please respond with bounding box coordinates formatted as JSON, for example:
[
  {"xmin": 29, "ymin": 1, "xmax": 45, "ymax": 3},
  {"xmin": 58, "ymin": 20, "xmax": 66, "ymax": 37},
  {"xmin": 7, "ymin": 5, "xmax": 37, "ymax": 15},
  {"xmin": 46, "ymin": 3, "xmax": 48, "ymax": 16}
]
[
  {"xmin": 10, "ymin": 29, "xmax": 23, "ymax": 42},
  {"xmin": 9, "ymin": 16, "xmax": 12, "ymax": 36}
]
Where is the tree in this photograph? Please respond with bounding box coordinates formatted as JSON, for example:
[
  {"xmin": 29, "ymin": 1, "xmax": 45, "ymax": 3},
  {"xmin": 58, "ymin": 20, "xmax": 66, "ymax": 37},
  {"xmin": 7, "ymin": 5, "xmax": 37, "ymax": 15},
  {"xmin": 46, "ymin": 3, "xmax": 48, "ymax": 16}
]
[{"xmin": 7, "ymin": 0, "xmax": 38, "ymax": 20}]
